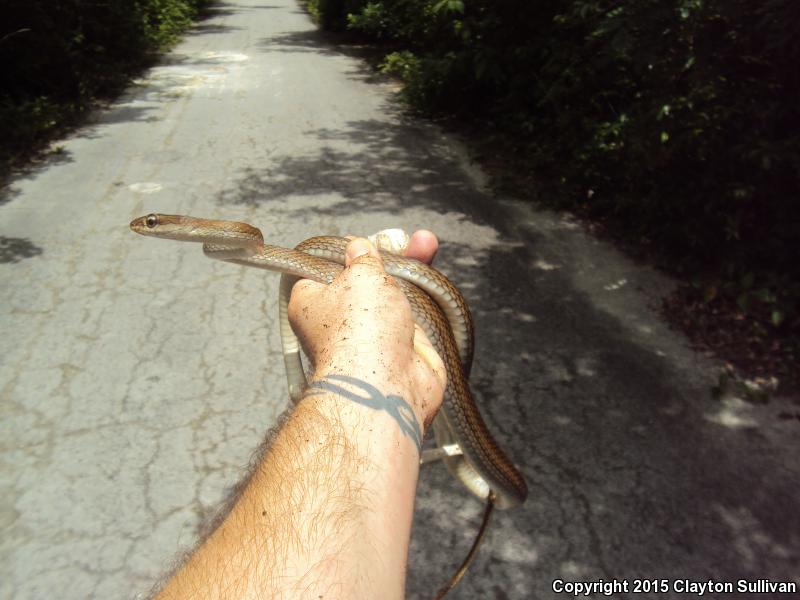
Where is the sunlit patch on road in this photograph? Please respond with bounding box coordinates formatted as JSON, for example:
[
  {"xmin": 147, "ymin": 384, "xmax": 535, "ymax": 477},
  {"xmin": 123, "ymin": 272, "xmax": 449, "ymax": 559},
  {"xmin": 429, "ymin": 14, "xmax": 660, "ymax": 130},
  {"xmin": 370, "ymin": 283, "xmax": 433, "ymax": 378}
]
[
  {"xmin": 532, "ymin": 258, "xmax": 560, "ymax": 270},
  {"xmin": 706, "ymin": 396, "xmax": 758, "ymax": 428},
  {"xmin": 603, "ymin": 278, "xmax": 628, "ymax": 291},
  {"xmin": 136, "ymin": 51, "xmax": 253, "ymax": 99},
  {"xmin": 198, "ymin": 51, "xmax": 248, "ymax": 63},
  {"xmin": 129, "ymin": 182, "xmax": 163, "ymax": 194}
]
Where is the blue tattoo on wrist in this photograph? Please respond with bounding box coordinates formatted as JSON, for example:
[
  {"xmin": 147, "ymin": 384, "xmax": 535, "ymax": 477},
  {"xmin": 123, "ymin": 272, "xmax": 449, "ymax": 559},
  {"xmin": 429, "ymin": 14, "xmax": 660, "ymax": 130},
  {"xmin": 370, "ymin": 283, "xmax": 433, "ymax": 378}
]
[{"xmin": 307, "ymin": 374, "xmax": 423, "ymax": 453}]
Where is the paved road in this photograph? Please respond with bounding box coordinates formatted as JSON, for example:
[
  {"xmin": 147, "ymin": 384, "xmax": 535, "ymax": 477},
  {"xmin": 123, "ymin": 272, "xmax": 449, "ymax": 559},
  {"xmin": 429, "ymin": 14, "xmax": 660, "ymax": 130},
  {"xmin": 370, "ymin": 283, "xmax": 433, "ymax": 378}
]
[{"xmin": 2, "ymin": 1, "xmax": 798, "ymax": 598}]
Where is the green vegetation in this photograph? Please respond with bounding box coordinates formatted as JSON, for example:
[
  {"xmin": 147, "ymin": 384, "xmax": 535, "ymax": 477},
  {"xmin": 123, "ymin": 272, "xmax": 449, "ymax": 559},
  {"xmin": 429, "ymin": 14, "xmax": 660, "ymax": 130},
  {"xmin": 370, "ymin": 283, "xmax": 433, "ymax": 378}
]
[
  {"xmin": 312, "ymin": 0, "xmax": 799, "ymax": 388},
  {"xmin": 1, "ymin": 0, "xmax": 212, "ymax": 170},
  {"xmin": 3, "ymin": 1, "xmax": 796, "ymax": 387}
]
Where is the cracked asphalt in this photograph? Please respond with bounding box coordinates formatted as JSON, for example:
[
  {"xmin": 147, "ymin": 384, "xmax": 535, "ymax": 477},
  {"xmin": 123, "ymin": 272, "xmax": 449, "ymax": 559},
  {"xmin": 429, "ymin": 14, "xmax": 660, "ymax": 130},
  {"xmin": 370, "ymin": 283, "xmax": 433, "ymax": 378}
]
[{"xmin": 1, "ymin": 1, "xmax": 798, "ymax": 598}]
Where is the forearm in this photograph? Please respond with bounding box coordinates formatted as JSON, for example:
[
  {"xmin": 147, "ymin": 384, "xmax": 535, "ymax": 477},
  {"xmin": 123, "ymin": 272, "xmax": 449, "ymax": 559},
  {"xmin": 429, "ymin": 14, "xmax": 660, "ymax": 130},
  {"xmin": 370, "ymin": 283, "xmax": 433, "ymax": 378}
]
[
  {"xmin": 153, "ymin": 236, "xmax": 445, "ymax": 600},
  {"xmin": 155, "ymin": 381, "xmax": 421, "ymax": 600}
]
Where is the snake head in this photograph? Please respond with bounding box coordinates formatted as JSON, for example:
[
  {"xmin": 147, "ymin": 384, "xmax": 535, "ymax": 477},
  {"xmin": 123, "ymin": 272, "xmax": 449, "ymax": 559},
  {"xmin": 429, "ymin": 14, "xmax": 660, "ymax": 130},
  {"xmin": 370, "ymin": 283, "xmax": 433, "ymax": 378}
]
[
  {"xmin": 129, "ymin": 214, "xmax": 195, "ymax": 240},
  {"xmin": 129, "ymin": 214, "xmax": 265, "ymax": 246},
  {"xmin": 130, "ymin": 213, "xmax": 163, "ymax": 235}
]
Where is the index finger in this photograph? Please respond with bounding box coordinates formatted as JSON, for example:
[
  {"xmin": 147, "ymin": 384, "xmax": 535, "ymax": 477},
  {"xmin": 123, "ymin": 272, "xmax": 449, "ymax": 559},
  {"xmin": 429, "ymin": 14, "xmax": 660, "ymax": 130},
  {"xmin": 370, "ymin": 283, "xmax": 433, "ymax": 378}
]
[{"xmin": 404, "ymin": 229, "xmax": 438, "ymax": 265}]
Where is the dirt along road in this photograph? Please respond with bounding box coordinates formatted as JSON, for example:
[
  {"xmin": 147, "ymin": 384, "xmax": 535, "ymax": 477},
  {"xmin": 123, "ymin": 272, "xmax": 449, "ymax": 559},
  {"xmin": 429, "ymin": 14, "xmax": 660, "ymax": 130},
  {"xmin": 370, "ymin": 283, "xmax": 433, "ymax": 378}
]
[{"xmin": 1, "ymin": 1, "xmax": 798, "ymax": 598}]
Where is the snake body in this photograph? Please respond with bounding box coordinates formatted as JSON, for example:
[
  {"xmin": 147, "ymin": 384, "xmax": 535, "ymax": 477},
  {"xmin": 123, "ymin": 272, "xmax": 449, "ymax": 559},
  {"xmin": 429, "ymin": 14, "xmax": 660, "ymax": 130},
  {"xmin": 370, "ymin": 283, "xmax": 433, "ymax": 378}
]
[{"xmin": 130, "ymin": 214, "xmax": 527, "ymax": 509}]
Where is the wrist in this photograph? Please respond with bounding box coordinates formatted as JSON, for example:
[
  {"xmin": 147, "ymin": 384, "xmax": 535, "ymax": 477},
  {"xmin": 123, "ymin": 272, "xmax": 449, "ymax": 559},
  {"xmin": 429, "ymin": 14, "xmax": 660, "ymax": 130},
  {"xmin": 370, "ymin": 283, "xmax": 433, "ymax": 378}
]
[{"xmin": 302, "ymin": 371, "xmax": 426, "ymax": 456}]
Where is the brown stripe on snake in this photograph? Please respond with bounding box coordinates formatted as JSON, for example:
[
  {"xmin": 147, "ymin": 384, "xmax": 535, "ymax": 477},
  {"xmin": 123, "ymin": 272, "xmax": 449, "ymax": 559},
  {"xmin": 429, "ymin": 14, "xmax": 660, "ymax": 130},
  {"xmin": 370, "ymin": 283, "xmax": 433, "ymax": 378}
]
[{"xmin": 129, "ymin": 214, "xmax": 527, "ymax": 510}]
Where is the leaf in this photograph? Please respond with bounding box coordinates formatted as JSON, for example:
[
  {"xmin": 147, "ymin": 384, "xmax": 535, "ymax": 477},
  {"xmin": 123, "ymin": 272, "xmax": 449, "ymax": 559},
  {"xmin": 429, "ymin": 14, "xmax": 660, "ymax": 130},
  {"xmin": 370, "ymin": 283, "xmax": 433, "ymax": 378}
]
[
  {"xmin": 474, "ymin": 56, "xmax": 487, "ymax": 80},
  {"xmin": 448, "ymin": 0, "xmax": 465, "ymax": 14},
  {"xmin": 433, "ymin": 0, "xmax": 464, "ymax": 15},
  {"xmin": 736, "ymin": 293, "xmax": 751, "ymax": 312},
  {"xmin": 771, "ymin": 310, "xmax": 784, "ymax": 327},
  {"xmin": 754, "ymin": 288, "xmax": 775, "ymax": 304},
  {"xmin": 703, "ymin": 285, "xmax": 718, "ymax": 303}
]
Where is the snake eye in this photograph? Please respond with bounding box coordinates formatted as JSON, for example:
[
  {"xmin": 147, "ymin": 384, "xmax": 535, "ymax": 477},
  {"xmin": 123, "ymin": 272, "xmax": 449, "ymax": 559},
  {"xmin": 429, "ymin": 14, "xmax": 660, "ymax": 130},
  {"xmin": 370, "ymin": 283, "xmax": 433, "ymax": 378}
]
[{"xmin": 145, "ymin": 214, "xmax": 158, "ymax": 228}]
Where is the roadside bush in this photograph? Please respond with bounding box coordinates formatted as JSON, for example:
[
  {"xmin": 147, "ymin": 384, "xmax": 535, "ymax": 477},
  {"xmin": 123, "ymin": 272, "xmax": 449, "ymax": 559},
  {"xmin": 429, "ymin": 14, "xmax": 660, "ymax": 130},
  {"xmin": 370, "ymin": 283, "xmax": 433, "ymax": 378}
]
[
  {"xmin": 308, "ymin": 0, "xmax": 369, "ymax": 30},
  {"xmin": 0, "ymin": 0, "xmax": 212, "ymax": 167},
  {"xmin": 341, "ymin": 0, "xmax": 799, "ymax": 330}
]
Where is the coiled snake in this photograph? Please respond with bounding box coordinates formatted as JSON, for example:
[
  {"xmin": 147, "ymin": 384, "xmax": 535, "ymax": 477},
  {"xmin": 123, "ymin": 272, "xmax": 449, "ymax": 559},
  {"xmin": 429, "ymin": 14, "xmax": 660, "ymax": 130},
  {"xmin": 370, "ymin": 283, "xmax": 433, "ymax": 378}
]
[{"xmin": 130, "ymin": 213, "xmax": 527, "ymax": 596}]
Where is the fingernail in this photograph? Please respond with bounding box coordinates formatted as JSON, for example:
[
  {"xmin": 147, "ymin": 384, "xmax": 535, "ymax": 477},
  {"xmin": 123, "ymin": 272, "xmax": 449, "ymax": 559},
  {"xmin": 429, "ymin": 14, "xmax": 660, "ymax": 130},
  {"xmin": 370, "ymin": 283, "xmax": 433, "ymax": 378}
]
[{"xmin": 346, "ymin": 239, "xmax": 371, "ymax": 262}]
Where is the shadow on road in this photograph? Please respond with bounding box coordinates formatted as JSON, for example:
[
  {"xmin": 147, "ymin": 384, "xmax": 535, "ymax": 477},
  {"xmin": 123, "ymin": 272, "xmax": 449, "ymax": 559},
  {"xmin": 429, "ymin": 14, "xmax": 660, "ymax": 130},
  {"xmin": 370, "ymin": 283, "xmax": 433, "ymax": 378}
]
[
  {"xmin": 0, "ymin": 148, "xmax": 75, "ymax": 207},
  {"xmin": 198, "ymin": 1, "xmax": 245, "ymax": 19},
  {"xmin": 0, "ymin": 236, "xmax": 43, "ymax": 263},
  {"xmin": 257, "ymin": 28, "xmax": 393, "ymax": 84},
  {"xmin": 189, "ymin": 23, "xmax": 245, "ymax": 35}
]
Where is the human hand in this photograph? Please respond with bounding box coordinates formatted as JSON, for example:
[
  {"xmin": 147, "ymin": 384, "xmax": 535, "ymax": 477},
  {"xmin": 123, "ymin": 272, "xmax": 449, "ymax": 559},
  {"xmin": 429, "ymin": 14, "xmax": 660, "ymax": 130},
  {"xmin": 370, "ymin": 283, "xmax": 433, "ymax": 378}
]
[
  {"xmin": 287, "ymin": 231, "xmax": 446, "ymax": 430},
  {"xmin": 155, "ymin": 233, "xmax": 449, "ymax": 600}
]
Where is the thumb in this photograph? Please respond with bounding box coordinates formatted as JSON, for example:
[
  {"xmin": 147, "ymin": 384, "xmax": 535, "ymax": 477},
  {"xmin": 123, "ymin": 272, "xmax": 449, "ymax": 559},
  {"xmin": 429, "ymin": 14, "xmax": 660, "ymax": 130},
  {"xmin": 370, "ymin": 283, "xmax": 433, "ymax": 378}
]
[{"xmin": 345, "ymin": 237, "xmax": 383, "ymax": 268}]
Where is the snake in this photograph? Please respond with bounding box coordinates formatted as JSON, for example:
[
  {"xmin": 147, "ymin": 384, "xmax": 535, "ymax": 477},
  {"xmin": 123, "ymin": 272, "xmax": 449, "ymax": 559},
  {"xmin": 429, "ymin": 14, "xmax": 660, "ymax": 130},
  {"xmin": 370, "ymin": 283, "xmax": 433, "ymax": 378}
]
[{"xmin": 129, "ymin": 214, "xmax": 528, "ymax": 511}]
